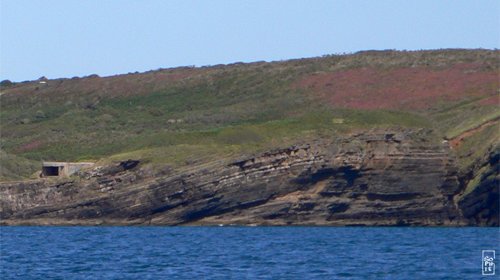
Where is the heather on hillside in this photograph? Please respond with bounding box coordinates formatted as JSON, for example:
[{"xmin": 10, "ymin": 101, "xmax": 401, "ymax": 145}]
[{"xmin": 0, "ymin": 49, "xmax": 498, "ymax": 181}]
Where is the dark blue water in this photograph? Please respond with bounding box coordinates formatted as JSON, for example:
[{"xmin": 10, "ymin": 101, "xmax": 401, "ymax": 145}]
[{"xmin": 0, "ymin": 227, "xmax": 498, "ymax": 279}]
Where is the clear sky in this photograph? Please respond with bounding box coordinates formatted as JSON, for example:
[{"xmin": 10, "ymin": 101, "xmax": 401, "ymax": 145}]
[{"xmin": 1, "ymin": 0, "xmax": 499, "ymax": 82}]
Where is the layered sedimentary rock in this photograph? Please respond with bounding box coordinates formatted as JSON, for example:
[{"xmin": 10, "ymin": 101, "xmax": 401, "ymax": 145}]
[
  {"xmin": 458, "ymin": 150, "xmax": 499, "ymax": 226},
  {"xmin": 0, "ymin": 129, "xmax": 496, "ymax": 226}
]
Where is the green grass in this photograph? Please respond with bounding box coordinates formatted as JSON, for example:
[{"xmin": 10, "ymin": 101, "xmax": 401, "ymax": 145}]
[
  {"xmin": 1, "ymin": 49, "xmax": 498, "ymax": 180},
  {"xmin": 461, "ymin": 165, "xmax": 490, "ymax": 198},
  {"xmin": 0, "ymin": 150, "xmax": 39, "ymax": 180},
  {"xmin": 2, "ymin": 108, "xmax": 430, "ymax": 172},
  {"xmin": 99, "ymin": 109, "xmax": 431, "ymax": 171},
  {"xmin": 453, "ymin": 124, "xmax": 498, "ymax": 174},
  {"xmin": 430, "ymin": 97, "xmax": 499, "ymax": 139}
]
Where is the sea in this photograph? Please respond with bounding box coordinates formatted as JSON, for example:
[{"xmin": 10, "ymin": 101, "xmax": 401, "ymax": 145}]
[{"xmin": 0, "ymin": 227, "xmax": 499, "ymax": 279}]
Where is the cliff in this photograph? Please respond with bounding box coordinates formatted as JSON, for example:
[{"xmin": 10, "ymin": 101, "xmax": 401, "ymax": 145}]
[
  {"xmin": 1, "ymin": 129, "xmax": 496, "ymax": 226},
  {"xmin": 1, "ymin": 49, "xmax": 498, "ymax": 226}
]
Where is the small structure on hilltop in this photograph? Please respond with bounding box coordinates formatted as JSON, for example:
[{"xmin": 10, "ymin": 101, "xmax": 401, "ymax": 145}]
[{"xmin": 41, "ymin": 162, "xmax": 94, "ymax": 177}]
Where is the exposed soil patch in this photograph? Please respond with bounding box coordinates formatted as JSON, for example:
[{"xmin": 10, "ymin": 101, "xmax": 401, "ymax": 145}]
[
  {"xmin": 295, "ymin": 63, "xmax": 498, "ymax": 110},
  {"xmin": 449, "ymin": 119, "xmax": 499, "ymax": 149},
  {"xmin": 16, "ymin": 140, "xmax": 44, "ymax": 153}
]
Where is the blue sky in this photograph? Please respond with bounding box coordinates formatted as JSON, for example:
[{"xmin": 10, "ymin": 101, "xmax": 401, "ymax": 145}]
[{"xmin": 1, "ymin": 0, "xmax": 499, "ymax": 81}]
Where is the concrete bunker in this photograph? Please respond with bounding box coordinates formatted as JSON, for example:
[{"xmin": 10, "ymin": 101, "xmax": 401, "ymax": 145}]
[{"xmin": 41, "ymin": 162, "xmax": 94, "ymax": 177}]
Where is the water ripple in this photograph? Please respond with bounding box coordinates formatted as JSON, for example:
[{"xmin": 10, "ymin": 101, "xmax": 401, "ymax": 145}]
[{"xmin": 0, "ymin": 227, "xmax": 498, "ymax": 279}]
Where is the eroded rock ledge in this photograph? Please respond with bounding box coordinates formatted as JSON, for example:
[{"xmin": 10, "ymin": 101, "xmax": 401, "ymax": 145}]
[{"xmin": 1, "ymin": 129, "xmax": 497, "ymax": 226}]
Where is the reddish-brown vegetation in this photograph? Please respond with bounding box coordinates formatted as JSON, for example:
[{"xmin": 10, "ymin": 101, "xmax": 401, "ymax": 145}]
[
  {"xmin": 295, "ymin": 63, "xmax": 498, "ymax": 110},
  {"xmin": 478, "ymin": 95, "xmax": 499, "ymax": 106},
  {"xmin": 2, "ymin": 67, "xmax": 203, "ymax": 101},
  {"xmin": 16, "ymin": 140, "xmax": 43, "ymax": 153}
]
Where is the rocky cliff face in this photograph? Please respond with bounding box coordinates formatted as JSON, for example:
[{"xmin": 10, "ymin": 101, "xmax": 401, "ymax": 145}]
[
  {"xmin": 458, "ymin": 150, "xmax": 499, "ymax": 226},
  {"xmin": 0, "ymin": 129, "xmax": 496, "ymax": 226}
]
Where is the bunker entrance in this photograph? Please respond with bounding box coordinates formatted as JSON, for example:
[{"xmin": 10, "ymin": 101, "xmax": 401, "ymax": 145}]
[
  {"xmin": 42, "ymin": 166, "xmax": 60, "ymax": 176},
  {"xmin": 41, "ymin": 162, "xmax": 94, "ymax": 178}
]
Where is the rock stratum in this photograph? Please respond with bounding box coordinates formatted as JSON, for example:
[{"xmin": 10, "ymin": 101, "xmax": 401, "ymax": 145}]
[
  {"xmin": 1, "ymin": 129, "xmax": 497, "ymax": 226},
  {"xmin": 1, "ymin": 49, "xmax": 498, "ymax": 226}
]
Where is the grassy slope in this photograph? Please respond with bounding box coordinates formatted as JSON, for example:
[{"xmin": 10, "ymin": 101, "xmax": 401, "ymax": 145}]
[{"xmin": 0, "ymin": 49, "xmax": 498, "ymax": 181}]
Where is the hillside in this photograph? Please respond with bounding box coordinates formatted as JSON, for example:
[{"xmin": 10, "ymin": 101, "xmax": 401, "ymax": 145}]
[{"xmin": 0, "ymin": 49, "xmax": 498, "ymax": 226}]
